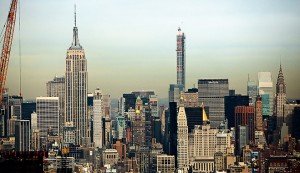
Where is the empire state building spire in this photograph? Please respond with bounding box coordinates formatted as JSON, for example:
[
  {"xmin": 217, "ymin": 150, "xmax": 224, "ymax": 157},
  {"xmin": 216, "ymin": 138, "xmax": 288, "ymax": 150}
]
[{"xmin": 70, "ymin": 4, "xmax": 82, "ymax": 50}]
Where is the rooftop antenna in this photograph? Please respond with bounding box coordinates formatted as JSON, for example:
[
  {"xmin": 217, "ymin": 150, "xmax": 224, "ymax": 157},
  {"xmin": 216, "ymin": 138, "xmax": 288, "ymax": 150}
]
[
  {"xmin": 74, "ymin": 4, "xmax": 76, "ymax": 27},
  {"xmin": 248, "ymin": 73, "xmax": 250, "ymax": 82}
]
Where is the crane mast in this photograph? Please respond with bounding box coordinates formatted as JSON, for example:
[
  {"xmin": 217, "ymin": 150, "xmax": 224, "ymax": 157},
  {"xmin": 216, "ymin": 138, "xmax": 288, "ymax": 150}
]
[{"xmin": 0, "ymin": 0, "xmax": 18, "ymax": 108}]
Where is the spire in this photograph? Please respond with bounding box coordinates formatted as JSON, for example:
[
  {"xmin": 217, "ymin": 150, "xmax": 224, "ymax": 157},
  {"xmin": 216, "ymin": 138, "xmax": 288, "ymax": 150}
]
[
  {"xmin": 74, "ymin": 4, "xmax": 77, "ymax": 27},
  {"xmin": 276, "ymin": 59, "xmax": 286, "ymax": 94},
  {"xmin": 202, "ymin": 102, "xmax": 209, "ymax": 122},
  {"xmin": 69, "ymin": 4, "xmax": 82, "ymax": 50}
]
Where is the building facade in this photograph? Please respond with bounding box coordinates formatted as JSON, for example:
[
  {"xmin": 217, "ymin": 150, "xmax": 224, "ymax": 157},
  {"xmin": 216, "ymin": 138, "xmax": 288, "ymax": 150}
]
[
  {"xmin": 258, "ymin": 72, "xmax": 273, "ymax": 117},
  {"xmin": 177, "ymin": 103, "xmax": 189, "ymax": 168},
  {"xmin": 15, "ymin": 120, "xmax": 31, "ymax": 151},
  {"xmin": 47, "ymin": 76, "xmax": 65, "ymax": 136},
  {"xmin": 93, "ymin": 88, "xmax": 102, "ymax": 148},
  {"xmin": 198, "ymin": 79, "xmax": 229, "ymax": 128},
  {"xmin": 36, "ymin": 97, "xmax": 59, "ymax": 139}
]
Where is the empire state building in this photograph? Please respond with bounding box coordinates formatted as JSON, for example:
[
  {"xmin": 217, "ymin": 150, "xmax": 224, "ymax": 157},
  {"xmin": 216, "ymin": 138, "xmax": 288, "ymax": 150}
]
[{"xmin": 65, "ymin": 9, "xmax": 88, "ymax": 146}]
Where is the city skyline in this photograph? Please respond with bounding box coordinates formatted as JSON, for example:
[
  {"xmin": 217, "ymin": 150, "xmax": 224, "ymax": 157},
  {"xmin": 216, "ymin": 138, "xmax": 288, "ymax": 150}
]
[{"xmin": 1, "ymin": 0, "xmax": 300, "ymax": 99}]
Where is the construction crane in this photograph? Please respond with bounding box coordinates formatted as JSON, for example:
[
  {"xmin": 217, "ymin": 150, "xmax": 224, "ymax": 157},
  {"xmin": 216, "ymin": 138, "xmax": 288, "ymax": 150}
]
[{"xmin": 0, "ymin": 0, "xmax": 18, "ymax": 108}]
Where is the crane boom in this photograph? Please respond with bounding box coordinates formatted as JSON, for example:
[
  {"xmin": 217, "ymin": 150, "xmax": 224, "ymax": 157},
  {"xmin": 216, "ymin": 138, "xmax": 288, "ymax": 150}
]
[{"xmin": 0, "ymin": 0, "xmax": 18, "ymax": 108}]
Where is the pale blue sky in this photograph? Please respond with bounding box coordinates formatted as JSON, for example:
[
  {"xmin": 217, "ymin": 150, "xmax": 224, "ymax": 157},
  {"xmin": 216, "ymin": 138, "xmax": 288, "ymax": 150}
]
[{"xmin": 1, "ymin": 0, "xmax": 300, "ymax": 99}]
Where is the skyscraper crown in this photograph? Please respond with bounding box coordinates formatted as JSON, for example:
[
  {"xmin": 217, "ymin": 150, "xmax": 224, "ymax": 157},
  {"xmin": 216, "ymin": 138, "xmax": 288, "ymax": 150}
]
[{"xmin": 69, "ymin": 5, "xmax": 82, "ymax": 50}]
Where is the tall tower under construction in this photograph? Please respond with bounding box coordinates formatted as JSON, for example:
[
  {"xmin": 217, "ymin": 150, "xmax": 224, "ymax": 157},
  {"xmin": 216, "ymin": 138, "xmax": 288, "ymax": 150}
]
[
  {"xmin": 65, "ymin": 8, "xmax": 88, "ymax": 146},
  {"xmin": 176, "ymin": 28, "xmax": 186, "ymax": 90}
]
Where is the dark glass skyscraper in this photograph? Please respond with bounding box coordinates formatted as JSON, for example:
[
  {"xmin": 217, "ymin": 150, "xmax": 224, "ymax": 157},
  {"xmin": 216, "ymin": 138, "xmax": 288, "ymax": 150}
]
[
  {"xmin": 224, "ymin": 95, "xmax": 249, "ymax": 129},
  {"xmin": 176, "ymin": 28, "xmax": 185, "ymax": 90}
]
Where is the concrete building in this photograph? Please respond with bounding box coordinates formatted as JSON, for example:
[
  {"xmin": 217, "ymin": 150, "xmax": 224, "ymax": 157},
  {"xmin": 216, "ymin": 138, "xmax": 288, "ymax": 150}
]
[
  {"xmin": 181, "ymin": 90, "xmax": 199, "ymax": 107},
  {"xmin": 198, "ymin": 79, "xmax": 229, "ymax": 128},
  {"xmin": 65, "ymin": 12, "xmax": 88, "ymax": 145},
  {"xmin": 102, "ymin": 149, "xmax": 119, "ymax": 167},
  {"xmin": 214, "ymin": 152, "xmax": 225, "ymax": 172},
  {"xmin": 149, "ymin": 95, "xmax": 158, "ymax": 117},
  {"xmin": 258, "ymin": 72, "xmax": 273, "ymax": 117},
  {"xmin": 15, "ymin": 120, "xmax": 30, "ymax": 151},
  {"xmin": 93, "ymin": 88, "xmax": 102, "ymax": 148},
  {"xmin": 46, "ymin": 76, "xmax": 65, "ymax": 136},
  {"xmin": 36, "ymin": 97, "xmax": 59, "ymax": 139},
  {"xmin": 255, "ymin": 96, "xmax": 263, "ymax": 131},
  {"xmin": 193, "ymin": 124, "xmax": 218, "ymax": 158},
  {"xmin": 177, "ymin": 101, "xmax": 189, "ymax": 168},
  {"xmin": 176, "ymin": 27, "xmax": 186, "ymax": 90},
  {"xmin": 153, "ymin": 154, "xmax": 175, "ymax": 173}
]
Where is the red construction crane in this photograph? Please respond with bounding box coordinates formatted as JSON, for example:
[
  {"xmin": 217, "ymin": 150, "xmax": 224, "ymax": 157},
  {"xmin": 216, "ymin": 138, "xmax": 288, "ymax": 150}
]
[{"xmin": 0, "ymin": 0, "xmax": 18, "ymax": 108}]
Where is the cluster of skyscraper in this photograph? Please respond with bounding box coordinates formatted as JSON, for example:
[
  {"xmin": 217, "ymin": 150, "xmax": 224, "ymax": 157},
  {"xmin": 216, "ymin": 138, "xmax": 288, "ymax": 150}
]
[{"xmin": 1, "ymin": 10, "xmax": 300, "ymax": 173}]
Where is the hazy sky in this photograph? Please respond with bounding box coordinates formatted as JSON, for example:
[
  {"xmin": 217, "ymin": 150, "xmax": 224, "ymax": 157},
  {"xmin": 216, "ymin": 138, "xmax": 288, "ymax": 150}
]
[{"xmin": 1, "ymin": 0, "xmax": 300, "ymax": 99}]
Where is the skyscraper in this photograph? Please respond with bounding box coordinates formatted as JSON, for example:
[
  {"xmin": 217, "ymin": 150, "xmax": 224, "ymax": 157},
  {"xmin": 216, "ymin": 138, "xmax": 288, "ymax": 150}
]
[
  {"xmin": 255, "ymin": 95, "xmax": 263, "ymax": 131},
  {"xmin": 93, "ymin": 88, "xmax": 102, "ymax": 148},
  {"xmin": 47, "ymin": 76, "xmax": 65, "ymax": 135},
  {"xmin": 36, "ymin": 97, "xmax": 59, "ymax": 139},
  {"xmin": 275, "ymin": 64, "xmax": 286, "ymax": 129},
  {"xmin": 235, "ymin": 106, "xmax": 255, "ymax": 143},
  {"xmin": 198, "ymin": 79, "xmax": 229, "ymax": 128},
  {"xmin": 15, "ymin": 120, "xmax": 31, "ymax": 151},
  {"xmin": 176, "ymin": 28, "xmax": 186, "ymax": 90},
  {"xmin": 177, "ymin": 100, "xmax": 189, "ymax": 168},
  {"xmin": 258, "ymin": 72, "xmax": 273, "ymax": 117},
  {"xmin": 247, "ymin": 77, "xmax": 258, "ymax": 106},
  {"xmin": 224, "ymin": 95, "xmax": 249, "ymax": 129},
  {"xmin": 65, "ymin": 9, "xmax": 88, "ymax": 145}
]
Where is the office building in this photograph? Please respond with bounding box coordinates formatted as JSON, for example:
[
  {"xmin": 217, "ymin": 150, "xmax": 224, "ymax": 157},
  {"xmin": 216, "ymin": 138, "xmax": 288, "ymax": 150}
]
[
  {"xmin": 102, "ymin": 149, "xmax": 119, "ymax": 167},
  {"xmin": 116, "ymin": 115, "xmax": 126, "ymax": 139},
  {"xmin": 177, "ymin": 100, "xmax": 189, "ymax": 168},
  {"xmin": 176, "ymin": 27, "xmax": 186, "ymax": 90},
  {"xmin": 224, "ymin": 95, "xmax": 249, "ymax": 129},
  {"xmin": 149, "ymin": 95, "xmax": 158, "ymax": 117},
  {"xmin": 255, "ymin": 96, "xmax": 263, "ymax": 131},
  {"xmin": 65, "ymin": 12, "xmax": 88, "ymax": 145},
  {"xmin": 123, "ymin": 93, "xmax": 136, "ymax": 112},
  {"xmin": 93, "ymin": 88, "xmax": 102, "ymax": 148},
  {"xmin": 36, "ymin": 97, "xmax": 59, "ymax": 139},
  {"xmin": 262, "ymin": 94, "xmax": 270, "ymax": 119},
  {"xmin": 258, "ymin": 72, "xmax": 273, "ymax": 116},
  {"xmin": 275, "ymin": 64, "xmax": 287, "ymax": 129},
  {"xmin": 46, "ymin": 76, "xmax": 65, "ymax": 135},
  {"xmin": 169, "ymin": 84, "xmax": 184, "ymax": 105},
  {"xmin": 153, "ymin": 154, "xmax": 176, "ymax": 173},
  {"xmin": 235, "ymin": 106, "xmax": 255, "ymax": 143},
  {"xmin": 198, "ymin": 79, "xmax": 229, "ymax": 128},
  {"xmin": 236, "ymin": 125, "xmax": 248, "ymax": 155},
  {"xmin": 181, "ymin": 90, "xmax": 199, "ymax": 107},
  {"xmin": 118, "ymin": 97, "xmax": 125, "ymax": 116},
  {"xmin": 15, "ymin": 120, "xmax": 31, "ymax": 151},
  {"xmin": 21, "ymin": 101, "xmax": 36, "ymax": 120},
  {"xmin": 185, "ymin": 104, "xmax": 209, "ymax": 133},
  {"xmin": 7, "ymin": 115, "xmax": 17, "ymax": 136},
  {"xmin": 8, "ymin": 95, "xmax": 23, "ymax": 119},
  {"xmin": 247, "ymin": 78, "xmax": 258, "ymax": 106}
]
